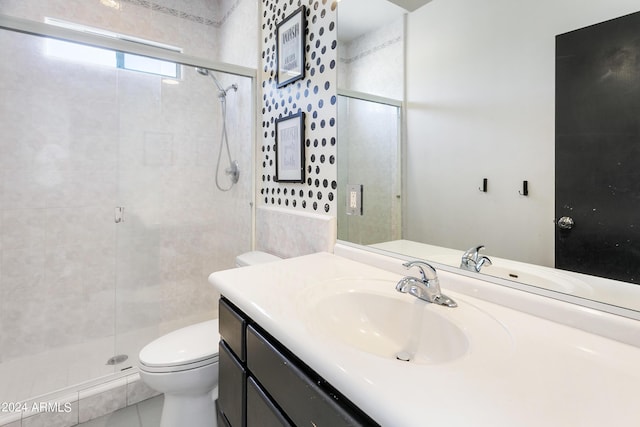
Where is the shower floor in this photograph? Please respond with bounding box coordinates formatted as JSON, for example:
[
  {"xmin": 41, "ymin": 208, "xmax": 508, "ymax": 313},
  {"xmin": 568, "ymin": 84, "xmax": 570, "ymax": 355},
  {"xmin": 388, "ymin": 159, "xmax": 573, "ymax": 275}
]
[
  {"xmin": 0, "ymin": 315, "xmax": 210, "ymax": 404},
  {"xmin": 0, "ymin": 334, "xmax": 116, "ymax": 404}
]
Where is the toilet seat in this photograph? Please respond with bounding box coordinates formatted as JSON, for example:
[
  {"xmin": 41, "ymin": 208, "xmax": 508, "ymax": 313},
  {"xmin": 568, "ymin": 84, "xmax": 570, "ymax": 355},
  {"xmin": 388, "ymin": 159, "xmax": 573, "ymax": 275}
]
[{"xmin": 139, "ymin": 320, "xmax": 220, "ymax": 373}]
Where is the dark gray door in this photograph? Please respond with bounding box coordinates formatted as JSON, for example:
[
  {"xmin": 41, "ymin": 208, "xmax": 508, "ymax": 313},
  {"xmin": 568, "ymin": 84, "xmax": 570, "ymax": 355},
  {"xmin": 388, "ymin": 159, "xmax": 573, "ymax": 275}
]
[{"xmin": 555, "ymin": 10, "xmax": 640, "ymax": 284}]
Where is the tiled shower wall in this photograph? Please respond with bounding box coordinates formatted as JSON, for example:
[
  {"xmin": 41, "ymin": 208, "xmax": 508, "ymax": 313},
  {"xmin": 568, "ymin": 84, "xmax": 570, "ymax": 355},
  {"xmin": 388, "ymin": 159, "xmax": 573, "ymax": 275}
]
[{"xmin": 0, "ymin": 0, "xmax": 257, "ymax": 404}]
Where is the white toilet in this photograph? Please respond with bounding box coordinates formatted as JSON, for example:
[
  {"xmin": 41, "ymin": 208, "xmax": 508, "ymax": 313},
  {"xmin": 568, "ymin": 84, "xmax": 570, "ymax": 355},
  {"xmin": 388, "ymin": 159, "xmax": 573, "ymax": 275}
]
[{"xmin": 138, "ymin": 251, "xmax": 282, "ymax": 427}]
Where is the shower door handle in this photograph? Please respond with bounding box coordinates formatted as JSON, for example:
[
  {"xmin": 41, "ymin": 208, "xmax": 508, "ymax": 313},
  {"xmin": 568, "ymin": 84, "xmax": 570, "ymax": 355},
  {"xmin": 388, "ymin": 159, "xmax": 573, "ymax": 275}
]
[{"xmin": 115, "ymin": 207, "xmax": 125, "ymax": 223}]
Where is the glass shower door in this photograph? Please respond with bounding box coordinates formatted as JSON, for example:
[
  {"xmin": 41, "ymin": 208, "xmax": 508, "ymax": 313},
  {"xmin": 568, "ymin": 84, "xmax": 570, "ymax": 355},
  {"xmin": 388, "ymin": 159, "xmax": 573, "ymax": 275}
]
[
  {"xmin": 0, "ymin": 28, "xmax": 120, "ymax": 404},
  {"xmin": 113, "ymin": 65, "xmax": 254, "ymax": 369},
  {"xmin": 0, "ymin": 24, "xmax": 253, "ymax": 410}
]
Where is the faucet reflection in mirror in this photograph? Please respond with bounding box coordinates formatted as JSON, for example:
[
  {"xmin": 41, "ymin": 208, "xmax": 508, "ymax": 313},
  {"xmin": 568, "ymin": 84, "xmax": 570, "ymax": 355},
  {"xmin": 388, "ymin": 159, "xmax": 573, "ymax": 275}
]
[{"xmin": 460, "ymin": 245, "xmax": 492, "ymax": 273}]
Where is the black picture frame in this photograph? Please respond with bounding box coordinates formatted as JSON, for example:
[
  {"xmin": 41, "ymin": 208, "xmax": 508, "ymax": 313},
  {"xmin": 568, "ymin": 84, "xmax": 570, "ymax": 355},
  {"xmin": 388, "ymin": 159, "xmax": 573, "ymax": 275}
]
[
  {"xmin": 276, "ymin": 5, "xmax": 306, "ymax": 88},
  {"xmin": 275, "ymin": 112, "xmax": 305, "ymax": 183}
]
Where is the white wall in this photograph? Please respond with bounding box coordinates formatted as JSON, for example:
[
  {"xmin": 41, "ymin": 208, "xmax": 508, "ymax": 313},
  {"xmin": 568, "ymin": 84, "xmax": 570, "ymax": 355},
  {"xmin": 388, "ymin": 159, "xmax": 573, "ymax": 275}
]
[{"xmin": 405, "ymin": 0, "xmax": 640, "ymax": 267}]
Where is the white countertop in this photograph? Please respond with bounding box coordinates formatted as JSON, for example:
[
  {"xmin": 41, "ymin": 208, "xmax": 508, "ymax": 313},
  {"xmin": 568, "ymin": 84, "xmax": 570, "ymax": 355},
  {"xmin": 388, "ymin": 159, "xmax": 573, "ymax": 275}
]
[{"xmin": 209, "ymin": 252, "xmax": 640, "ymax": 427}]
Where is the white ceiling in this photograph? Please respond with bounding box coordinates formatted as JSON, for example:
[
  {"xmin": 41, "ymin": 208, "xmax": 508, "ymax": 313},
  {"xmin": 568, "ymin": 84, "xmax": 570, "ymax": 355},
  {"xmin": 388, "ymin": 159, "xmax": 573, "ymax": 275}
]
[{"xmin": 337, "ymin": 0, "xmax": 432, "ymax": 42}]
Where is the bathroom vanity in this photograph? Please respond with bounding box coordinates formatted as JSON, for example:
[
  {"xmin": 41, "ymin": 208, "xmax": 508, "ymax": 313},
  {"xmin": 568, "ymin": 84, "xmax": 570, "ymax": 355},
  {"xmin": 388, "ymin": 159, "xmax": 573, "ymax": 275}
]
[
  {"xmin": 217, "ymin": 298, "xmax": 377, "ymax": 427},
  {"xmin": 209, "ymin": 251, "xmax": 640, "ymax": 426}
]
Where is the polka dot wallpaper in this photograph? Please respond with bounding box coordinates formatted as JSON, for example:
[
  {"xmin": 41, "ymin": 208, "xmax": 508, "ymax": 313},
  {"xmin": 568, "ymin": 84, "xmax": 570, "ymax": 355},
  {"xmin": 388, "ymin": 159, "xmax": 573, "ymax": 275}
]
[{"xmin": 260, "ymin": 0, "xmax": 338, "ymax": 214}]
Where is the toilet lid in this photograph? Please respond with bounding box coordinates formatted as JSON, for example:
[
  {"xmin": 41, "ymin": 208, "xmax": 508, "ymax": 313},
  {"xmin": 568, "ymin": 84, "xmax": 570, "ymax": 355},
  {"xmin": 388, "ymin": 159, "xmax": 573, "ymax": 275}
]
[{"xmin": 139, "ymin": 319, "xmax": 220, "ymax": 369}]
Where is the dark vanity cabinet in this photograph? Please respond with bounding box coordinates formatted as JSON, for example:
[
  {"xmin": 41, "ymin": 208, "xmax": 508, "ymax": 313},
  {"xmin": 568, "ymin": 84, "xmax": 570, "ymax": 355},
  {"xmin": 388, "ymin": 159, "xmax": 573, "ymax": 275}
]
[{"xmin": 217, "ymin": 297, "xmax": 379, "ymax": 427}]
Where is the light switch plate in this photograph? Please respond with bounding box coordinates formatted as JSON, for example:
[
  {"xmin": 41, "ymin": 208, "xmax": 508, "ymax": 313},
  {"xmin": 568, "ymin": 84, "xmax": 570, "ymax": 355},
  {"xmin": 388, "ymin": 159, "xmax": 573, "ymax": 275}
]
[{"xmin": 346, "ymin": 184, "xmax": 363, "ymax": 215}]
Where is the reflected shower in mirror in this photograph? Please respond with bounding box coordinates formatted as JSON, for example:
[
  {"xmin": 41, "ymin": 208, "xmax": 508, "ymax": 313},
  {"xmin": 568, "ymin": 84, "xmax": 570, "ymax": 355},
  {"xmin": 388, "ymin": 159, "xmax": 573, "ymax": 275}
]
[{"xmin": 337, "ymin": 94, "xmax": 401, "ymax": 245}]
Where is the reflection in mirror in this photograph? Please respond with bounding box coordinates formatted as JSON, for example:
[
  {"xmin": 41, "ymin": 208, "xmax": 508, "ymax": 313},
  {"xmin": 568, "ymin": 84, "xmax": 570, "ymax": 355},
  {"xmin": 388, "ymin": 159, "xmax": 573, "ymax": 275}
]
[
  {"xmin": 337, "ymin": 0, "xmax": 640, "ymax": 315},
  {"xmin": 337, "ymin": 94, "xmax": 401, "ymax": 245},
  {"xmin": 336, "ymin": 0, "xmax": 406, "ymax": 246},
  {"xmin": 336, "ymin": 0, "xmax": 405, "ymax": 99}
]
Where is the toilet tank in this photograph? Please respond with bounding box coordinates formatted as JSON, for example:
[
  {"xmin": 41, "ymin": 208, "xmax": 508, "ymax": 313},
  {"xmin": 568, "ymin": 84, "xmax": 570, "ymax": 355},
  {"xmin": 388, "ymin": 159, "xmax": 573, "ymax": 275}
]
[{"xmin": 235, "ymin": 251, "xmax": 282, "ymax": 267}]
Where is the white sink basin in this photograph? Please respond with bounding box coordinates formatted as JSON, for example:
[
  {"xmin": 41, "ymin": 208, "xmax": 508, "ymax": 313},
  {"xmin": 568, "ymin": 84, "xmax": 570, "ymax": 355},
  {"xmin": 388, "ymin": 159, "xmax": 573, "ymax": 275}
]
[
  {"xmin": 310, "ymin": 290, "xmax": 467, "ymax": 363},
  {"xmin": 300, "ymin": 278, "xmax": 513, "ymax": 365}
]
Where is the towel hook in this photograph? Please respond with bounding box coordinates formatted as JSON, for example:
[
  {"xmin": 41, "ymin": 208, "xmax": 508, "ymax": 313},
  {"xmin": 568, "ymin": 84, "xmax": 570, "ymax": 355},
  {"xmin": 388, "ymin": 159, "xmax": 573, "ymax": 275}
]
[
  {"xmin": 479, "ymin": 178, "xmax": 488, "ymax": 193},
  {"xmin": 518, "ymin": 180, "xmax": 529, "ymax": 196}
]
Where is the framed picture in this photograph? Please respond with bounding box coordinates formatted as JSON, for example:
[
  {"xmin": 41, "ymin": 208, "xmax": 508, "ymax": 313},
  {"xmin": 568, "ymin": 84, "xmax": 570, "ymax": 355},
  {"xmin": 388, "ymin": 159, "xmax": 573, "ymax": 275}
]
[
  {"xmin": 276, "ymin": 5, "xmax": 306, "ymax": 88},
  {"xmin": 275, "ymin": 112, "xmax": 305, "ymax": 183}
]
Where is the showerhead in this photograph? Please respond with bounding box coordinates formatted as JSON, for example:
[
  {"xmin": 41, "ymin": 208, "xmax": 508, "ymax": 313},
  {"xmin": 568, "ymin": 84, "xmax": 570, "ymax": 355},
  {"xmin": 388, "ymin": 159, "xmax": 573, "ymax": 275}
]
[
  {"xmin": 195, "ymin": 66, "xmax": 228, "ymax": 95},
  {"xmin": 195, "ymin": 66, "xmax": 240, "ymax": 191}
]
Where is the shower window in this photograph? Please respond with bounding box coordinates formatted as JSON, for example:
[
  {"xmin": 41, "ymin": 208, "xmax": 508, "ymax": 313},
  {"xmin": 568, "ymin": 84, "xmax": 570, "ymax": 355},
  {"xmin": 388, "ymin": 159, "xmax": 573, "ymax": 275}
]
[
  {"xmin": 121, "ymin": 54, "xmax": 179, "ymax": 78},
  {"xmin": 44, "ymin": 17, "xmax": 181, "ymax": 78}
]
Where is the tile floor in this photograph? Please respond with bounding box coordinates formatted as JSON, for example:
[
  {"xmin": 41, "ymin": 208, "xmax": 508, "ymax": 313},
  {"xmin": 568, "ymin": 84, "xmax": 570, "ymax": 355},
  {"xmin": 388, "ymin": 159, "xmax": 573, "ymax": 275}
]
[{"xmin": 77, "ymin": 394, "xmax": 163, "ymax": 427}]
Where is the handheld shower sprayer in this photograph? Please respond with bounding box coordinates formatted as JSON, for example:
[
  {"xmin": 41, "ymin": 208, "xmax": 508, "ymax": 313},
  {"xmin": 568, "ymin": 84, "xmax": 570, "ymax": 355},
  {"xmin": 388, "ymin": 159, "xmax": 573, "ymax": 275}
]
[
  {"xmin": 196, "ymin": 67, "xmax": 238, "ymax": 99},
  {"xmin": 196, "ymin": 67, "xmax": 239, "ymax": 191}
]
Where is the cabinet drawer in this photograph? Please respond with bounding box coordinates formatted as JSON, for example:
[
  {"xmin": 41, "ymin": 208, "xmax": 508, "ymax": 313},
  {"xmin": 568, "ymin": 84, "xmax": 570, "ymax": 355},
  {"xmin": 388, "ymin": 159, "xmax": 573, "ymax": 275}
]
[
  {"xmin": 218, "ymin": 341, "xmax": 246, "ymax": 427},
  {"xmin": 246, "ymin": 326, "xmax": 377, "ymax": 427},
  {"xmin": 219, "ymin": 298, "xmax": 246, "ymax": 361},
  {"xmin": 247, "ymin": 377, "xmax": 292, "ymax": 427}
]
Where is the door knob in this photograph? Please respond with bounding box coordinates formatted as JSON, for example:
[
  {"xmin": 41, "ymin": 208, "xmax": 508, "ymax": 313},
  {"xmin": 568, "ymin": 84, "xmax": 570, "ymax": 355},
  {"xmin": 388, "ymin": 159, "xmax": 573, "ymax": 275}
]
[{"xmin": 557, "ymin": 216, "xmax": 574, "ymax": 230}]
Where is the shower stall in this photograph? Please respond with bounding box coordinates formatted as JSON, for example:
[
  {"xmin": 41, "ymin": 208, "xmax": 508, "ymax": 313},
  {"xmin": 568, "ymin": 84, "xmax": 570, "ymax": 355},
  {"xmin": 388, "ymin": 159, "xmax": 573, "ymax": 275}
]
[{"xmin": 0, "ymin": 18, "xmax": 255, "ymax": 409}]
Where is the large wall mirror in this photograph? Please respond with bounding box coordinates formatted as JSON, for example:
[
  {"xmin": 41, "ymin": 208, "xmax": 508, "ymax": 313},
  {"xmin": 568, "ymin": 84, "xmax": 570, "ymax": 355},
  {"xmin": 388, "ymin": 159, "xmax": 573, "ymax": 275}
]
[{"xmin": 337, "ymin": 0, "xmax": 640, "ymax": 316}]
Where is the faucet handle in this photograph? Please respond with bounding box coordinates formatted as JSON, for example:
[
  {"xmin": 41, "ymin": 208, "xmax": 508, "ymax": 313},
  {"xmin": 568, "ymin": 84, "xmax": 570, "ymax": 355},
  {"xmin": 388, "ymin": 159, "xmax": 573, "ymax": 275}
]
[
  {"xmin": 476, "ymin": 256, "xmax": 492, "ymax": 269},
  {"xmin": 462, "ymin": 245, "xmax": 486, "ymax": 262},
  {"xmin": 402, "ymin": 260, "xmax": 437, "ymax": 283},
  {"xmin": 398, "ymin": 260, "xmax": 456, "ymax": 308}
]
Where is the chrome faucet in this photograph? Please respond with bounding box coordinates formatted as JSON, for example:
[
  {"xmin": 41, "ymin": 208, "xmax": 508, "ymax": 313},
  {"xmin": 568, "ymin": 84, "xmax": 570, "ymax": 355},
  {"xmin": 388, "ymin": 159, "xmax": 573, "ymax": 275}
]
[
  {"xmin": 395, "ymin": 260, "xmax": 457, "ymax": 308},
  {"xmin": 460, "ymin": 245, "xmax": 492, "ymax": 272}
]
